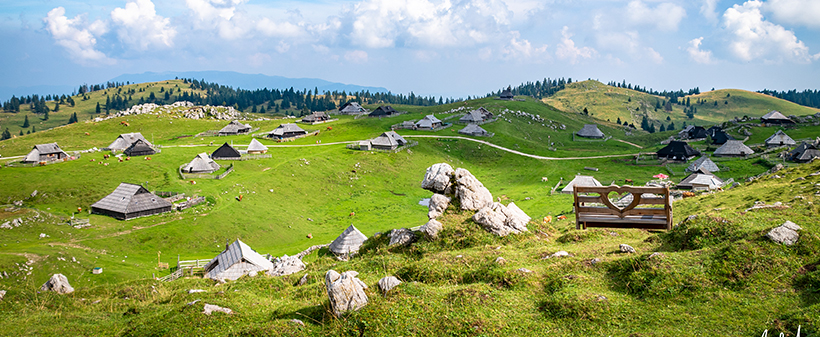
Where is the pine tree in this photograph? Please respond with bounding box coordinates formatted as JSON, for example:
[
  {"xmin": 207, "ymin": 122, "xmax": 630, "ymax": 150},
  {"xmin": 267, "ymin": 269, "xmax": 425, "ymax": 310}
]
[
  {"xmin": 43, "ymin": 109, "xmax": 49, "ymax": 121},
  {"xmin": 1, "ymin": 128, "xmax": 10, "ymax": 140},
  {"xmin": 668, "ymin": 122, "xmax": 675, "ymax": 130},
  {"xmin": 54, "ymin": 102, "xmax": 60, "ymax": 111},
  {"xmin": 19, "ymin": 129, "xmax": 23, "ymax": 136},
  {"xmin": 617, "ymin": 117, "xmax": 621, "ymax": 124},
  {"xmin": 31, "ymin": 126, "xmax": 35, "ymax": 133},
  {"xmin": 659, "ymin": 124, "xmax": 666, "ymax": 132},
  {"xmin": 22, "ymin": 115, "xmax": 29, "ymax": 128},
  {"xmin": 96, "ymin": 102, "xmax": 101, "ymax": 114}
]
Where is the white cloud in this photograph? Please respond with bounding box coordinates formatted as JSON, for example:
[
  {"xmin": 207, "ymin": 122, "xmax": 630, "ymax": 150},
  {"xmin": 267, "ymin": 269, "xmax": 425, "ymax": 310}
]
[
  {"xmin": 700, "ymin": 0, "xmax": 719, "ymax": 23},
  {"xmin": 644, "ymin": 47, "xmax": 663, "ymax": 64},
  {"xmin": 763, "ymin": 0, "xmax": 820, "ymax": 29},
  {"xmin": 686, "ymin": 37, "xmax": 715, "ymax": 64},
  {"xmin": 723, "ymin": 0, "xmax": 819, "ymax": 63},
  {"xmin": 555, "ymin": 26, "xmax": 596, "ymax": 64},
  {"xmin": 111, "ymin": 0, "xmax": 176, "ymax": 50},
  {"xmin": 625, "ymin": 0, "xmax": 686, "ymax": 31},
  {"xmin": 248, "ymin": 52, "xmax": 271, "ymax": 66},
  {"xmin": 185, "ymin": 0, "xmax": 253, "ymax": 39},
  {"xmin": 500, "ymin": 32, "xmax": 548, "ymax": 60},
  {"xmin": 256, "ymin": 18, "xmax": 305, "ymax": 38},
  {"xmin": 344, "ymin": 50, "xmax": 368, "ymax": 63},
  {"xmin": 43, "ymin": 7, "xmax": 112, "ymax": 63},
  {"xmin": 594, "ymin": 31, "xmax": 661, "ymax": 64}
]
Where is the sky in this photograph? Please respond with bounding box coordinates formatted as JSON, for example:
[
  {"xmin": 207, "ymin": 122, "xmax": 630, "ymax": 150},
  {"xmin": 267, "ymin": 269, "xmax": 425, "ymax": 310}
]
[{"xmin": 1, "ymin": 0, "xmax": 819, "ymax": 98}]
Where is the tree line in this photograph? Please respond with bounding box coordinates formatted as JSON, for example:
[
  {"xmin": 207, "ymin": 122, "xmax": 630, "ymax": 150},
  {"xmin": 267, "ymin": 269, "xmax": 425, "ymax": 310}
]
[{"xmin": 758, "ymin": 89, "xmax": 820, "ymax": 109}]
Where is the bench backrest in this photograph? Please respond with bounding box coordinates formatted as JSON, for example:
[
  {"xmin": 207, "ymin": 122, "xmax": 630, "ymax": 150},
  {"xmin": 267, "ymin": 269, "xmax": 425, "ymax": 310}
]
[{"xmin": 573, "ymin": 185, "xmax": 672, "ymax": 230}]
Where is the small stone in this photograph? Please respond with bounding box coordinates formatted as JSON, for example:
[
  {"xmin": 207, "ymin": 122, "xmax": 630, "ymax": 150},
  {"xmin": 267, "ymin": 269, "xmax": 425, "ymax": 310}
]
[
  {"xmin": 619, "ymin": 244, "xmax": 636, "ymax": 254},
  {"xmin": 596, "ymin": 295, "xmax": 608, "ymax": 301},
  {"xmin": 609, "ymin": 231, "xmax": 619, "ymax": 236},
  {"xmin": 41, "ymin": 274, "xmax": 74, "ymax": 294},
  {"xmin": 188, "ymin": 289, "xmax": 206, "ymax": 294},
  {"xmin": 290, "ymin": 319, "xmax": 305, "ymax": 326},
  {"xmin": 419, "ymin": 219, "xmax": 443, "ymax": 239},
  {"xmin": 268, "ymin": 255, "xmax": 306, "ymax": 277},
  {"xmin": 549, "ymin": 251, "xmax": 569, "ymax": 258},
  {"xmin": 494, "ymin": 257, "xmax": 507, "ymax": 265},
  {"xmin": 297, "ymin": 273, "xmax": 308, "ymax": 286},
  {"xmin": 202, "ymin": 303, "xmax": 233, "ymax": 315},
  {"xmin": 388, "ymin": 228, "xmax": 415, "ymax": 247},
  {"xmin": 648, "ymin": 252, "xmax": 664, "ymax": 260},
  {"xmin": 0, "ymin": 290, "xmax": 5, "ymax": 301},
  {"xmin": 517, "ymin": 268, "xmax": 533, "ymax": 273},
  {"xmin": 590, "ymin": 258, "xmax": 602, "ymax": 265},
  {"xmin": 767, "ymin": 222, "xmax": 800, "ymax": 246},
  {"xmin": 186, "ymin": 299, "xmax": 200, "ymax": 306},
  {"xmin": 781, "ymin": 220, "xmax": 801, "ymax": 231},
  {"xmin": 378, "ymin": 276, "xmax": 402, "ymax": 293}
]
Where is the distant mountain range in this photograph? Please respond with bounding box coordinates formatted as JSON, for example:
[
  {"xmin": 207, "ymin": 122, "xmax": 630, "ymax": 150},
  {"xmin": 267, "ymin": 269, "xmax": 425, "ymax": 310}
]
[
  {"xmin": 108, "ymin": 71, "xmax": 389, "ymax": 94},
  {"xmin": 0, "ymin": 71, "xmax": 389, "ymax": 101}
]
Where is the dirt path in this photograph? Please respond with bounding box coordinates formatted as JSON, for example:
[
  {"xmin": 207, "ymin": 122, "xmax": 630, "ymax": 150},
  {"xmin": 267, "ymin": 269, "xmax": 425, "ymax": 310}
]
[
  {"xmin": 81, "ymin": 218, "xmax": 179, "ymax": 240},
  {"xmin": 403, "ymin": 135, "xmax": 642, "ymax": 160},
  {"xmin": 614, "ymin": 139, "xmax": 643, "ymax": 149}
]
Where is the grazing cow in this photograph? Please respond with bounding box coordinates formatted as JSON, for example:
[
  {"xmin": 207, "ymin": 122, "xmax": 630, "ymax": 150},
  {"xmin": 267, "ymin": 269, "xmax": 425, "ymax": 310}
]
[
  {"xmin": 625, "ymin": 179, "xmax": 633, "ymax": 184},
  {"xmin": 541, "ymin": 177, "xmax": 549, "ymax": 182}
]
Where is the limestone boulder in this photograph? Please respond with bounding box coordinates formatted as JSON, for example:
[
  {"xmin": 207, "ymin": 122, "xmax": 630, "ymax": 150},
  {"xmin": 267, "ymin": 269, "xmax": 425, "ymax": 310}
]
[
  {"xmin": 40, "ymin": 274, "xmax": 74, "ymax": 294},
  {"xmin": 378, "ymin": 276, "xmax": 402, "ymax": 293},
  {"xmin": 421, "ymin": 163, "xmax": 454, "ymax": 194},
  {"xmin": 325, "ymin": 270, "xmax": 368, "ymax": 317},
  {"xmin": 419, "ymin": 219, "xmax": 443, "ymax": 239},
  {"xmin": 0, "ymin": 290, "xmax": 6, "ymax": 301},
  {"xmin": 388, "ymin": 228, "xmax": 415, "ymax": 247},
  {"xmin": 767, "ymin": 221, "xmax": 800, "ymax": 245},
  {"xmin": 454, "ymin": 168, "xmax": 493, "ymax": 210},
  {"xmin": 473, "ymin": 202, "xmax": 529, "ymax": 236},
  {"xmin": 268, "ymin": 255, "xmax": 306, "ymax": 277},
  {"xmin": 427, "ymin": 194, "xmax": 451, "ymax": 219},
  {"xmin": 619, "ymin": 244, "xmax": 636, "ymax": 253},
  {"xmin": 203, "ymin": 303, "xmax": 233, "ymax": 315},
  {"xmin": 501, "ymin": 202, "xmax": 530, "ymax": 233}
]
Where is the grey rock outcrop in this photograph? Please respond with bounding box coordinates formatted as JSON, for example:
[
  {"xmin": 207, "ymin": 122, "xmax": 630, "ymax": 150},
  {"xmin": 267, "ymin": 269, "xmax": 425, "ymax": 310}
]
[
  {"xmin": 421, "ymin": 163, "xmax": 454, "ymax": 194},
  {"xmin": 619, "ymin": 244, "xmax": 636, "ymax": 254},
  {"xmin": 41, "ymin": 274, "xmax": 74, "ymax": 294},
  {"xmin": 472, "ymin": 202, "xmax": 530, "ymax": 236},
  {"xmin": 388, "ymin": 228, "xmax": 415, "ymax": 247},
  {"xmin": 325, "ymin": 270, "xmax": 368, "ymax": 317},
  {"xmin": 767, "ymin": 221, "xmax": 801, "ymax": 245},
  {"xmin": 268, "ymin": 255, "xmax": 306, "ymax": 277},
  {"xmin": 203, "ymin": 303, "xmax": 233, "ymax": 315},
  {"xmin": 427, "ymin": 194, "xmax": 451, "ymax": 219},
  {"xmin": 378, "ymin": 276, "xmax": 402, "ymax": 293},
  {"xmin": 419, "ymin": 219, "xmax": 443, "ymax": 239},
  {"xmin": 0, "ymin": 290, "xmax": 5, "ymax": 301},
  {"xmin": 454, "ymin": 168, "xmax": 493, "ymax": 210}
]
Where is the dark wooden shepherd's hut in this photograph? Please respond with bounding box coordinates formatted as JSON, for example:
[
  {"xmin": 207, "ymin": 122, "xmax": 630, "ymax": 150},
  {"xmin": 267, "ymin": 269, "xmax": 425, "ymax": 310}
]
[
  {"xmin": 369, "ymin": 106, "xmax": 398, "ymax": 117},
  {"xmin": 22, "ymin": 143, "xmax": 69, "ymax": 163},
  {"xmin": 656, "ymin": 141, "xmax": 700, "ymax": 161},
  {"xmin": 91, "ymin": 183, "xmax": 172, "ymax": 220},
  {"xmin": 124, "ymin": 139, "xmax": 156, "ymax": 156},
  {"xmin": 211, "ymin": 142, "xmax": 242, "ymax": 159}
]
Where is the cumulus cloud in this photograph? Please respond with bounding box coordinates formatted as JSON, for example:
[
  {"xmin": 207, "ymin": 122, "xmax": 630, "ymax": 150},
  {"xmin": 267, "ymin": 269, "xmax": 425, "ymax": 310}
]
[
  {"xmin": 500, "ymin": 32, "xmax": 548, "ymax": 60},
  {"xmin": 344, "ymin": 50, "xmax": 368, "ymax": 63},
  {"xmin": 594, "ymin": 31, "xmax": 661, "ymax": 64},
  {"xmin": 43, "ymin": 7, "xmax": 112, "ymax": 63},
  {"xmin": 723, "ymin": 0, "xmax": 819, "ymax": 63},
  {"xmin": 555, "ymin": 26, "xmax": 596, "ymax": 64},
  {"xmin": 111, "ymin": 0, "xmax": 176, "ymax": 50},
  {"xmin": 257, "ymin": 18, "xmax": 305, "ymax": 39},
  {"xmin": 763, "ymin": 0, "xmax": 820, "ymax": 29},
  {"xmin": 185, "ymin": 0, "xmax": 253, "ymax": 39},
  {"xmin": 700, "ymin": 0, "xmax": 719, "ymax": 23},
  {"xmin": 687, "ymin": 37, "xmax": 715, "ymax": 64},
  {"xmin": 625, "ymin": 0, "xmax": 686, "ymax": 31}
]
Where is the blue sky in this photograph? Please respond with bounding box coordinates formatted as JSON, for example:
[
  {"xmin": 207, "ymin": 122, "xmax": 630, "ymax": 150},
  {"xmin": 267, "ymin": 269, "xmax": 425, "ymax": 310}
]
[{"xmin": 1, "ymin": 0, "xmax": 819, "ymax": 98}]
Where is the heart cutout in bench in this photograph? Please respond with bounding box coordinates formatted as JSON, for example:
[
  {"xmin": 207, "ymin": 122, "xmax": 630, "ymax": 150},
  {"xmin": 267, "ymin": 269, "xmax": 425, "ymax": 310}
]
[{"xmin": 598, "ymin": 188, "xmax": 642, "ymax": 217}]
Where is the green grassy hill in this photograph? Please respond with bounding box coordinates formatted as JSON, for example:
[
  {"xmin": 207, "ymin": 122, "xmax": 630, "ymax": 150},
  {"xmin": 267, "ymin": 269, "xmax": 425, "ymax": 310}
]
[
  {"xmin": 0, "ymin": 86, "xmax": 817, "ymax": 336},
  {"xmin": 544, "ymin": 80, "xmax": 819, "ymax": 130}
]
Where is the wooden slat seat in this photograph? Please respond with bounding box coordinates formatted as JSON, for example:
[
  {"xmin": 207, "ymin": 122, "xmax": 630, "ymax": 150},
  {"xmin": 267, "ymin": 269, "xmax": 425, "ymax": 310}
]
[{"xmin": 573, "ymin": 185, "xmax": 672, "ymax": 230}]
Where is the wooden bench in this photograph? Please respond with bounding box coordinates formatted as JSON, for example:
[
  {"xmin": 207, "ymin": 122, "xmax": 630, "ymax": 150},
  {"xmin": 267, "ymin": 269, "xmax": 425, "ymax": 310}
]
[{"xmin": 573, "ymin": 185, "xmax": 672, "ymax": 230}]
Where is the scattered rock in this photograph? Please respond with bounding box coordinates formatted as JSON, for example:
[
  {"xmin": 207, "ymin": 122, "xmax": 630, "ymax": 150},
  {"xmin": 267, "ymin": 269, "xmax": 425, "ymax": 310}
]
[
  {"xmin": 494, "ymin": 257, "xmax": 507, "ymax": 265},
  {"xmin": 388, "ymin": 228, "xmax": 416, "ymax": 247},
  {"xmin": 548, "ymin": 251, "xmax": 570, "ymax": 259},
  {"xmin": 30, "ymin": 190, "xmax": 37, "ymax": 198},
  {"xmin": 186, "ymin": 299, "xmax": 200, "ymax": 306},
  {"xmin": 767, "ymin": 221, "xmax": 801, "ymax": 245},
  {"xmin": 188, "ymin": 289, "xmax": 206, "ymax": 294},
  {"xmin": 590, "ymin": 258, "xmax": 602, "ymax": 265},
  {"xmin": 427, "ymin": 194, "xmax": 451, "ymax": 219},
  {"xmin": 0, "ymin": 222, "xmax": 10, "ymax": 230},
  {"xmin": 41, "ymin": 274, "xmax": 74, "ymax": 294},
  {"xmin": 0, "ymin": 290, "xmax": 5, "ymax": 301},
  {"xmin": 517, "ymin": 268, "xmax": 533, "ymax": 273},
  {"xmin": 421, "ymin": 163, "xmax": 454, "ymax": 194},
  {"xmin": 39, "ymin": 233, "xmax": 48, "ymax": 239},
  {"xmin": 202, "ymin": 303, "xmax": 233, "ymax": 315},
  {"xmin": 454, "ymin": 168, "xmax": 494, "ymax": 210},
  {"xmin": 289, "ymin": 319, "xmax": 305, "ymax": 326},
  {"xmin": 268, "ymin": 255, "xmax": 306, "ymax": 277},
  {"xmin": 418, "ymin": 219, "xmax": 443, "ymax": 239},
  {"xmin": 596, "ymin": 295, "xmax": 608, "ymax": 302},
  {"xmin": 325, "ymin": 270, "xmax": 368, "ymax": 317},
  {"xmin": 12, "ymin": 218, "xmax": 22, "ymax": 227},
  {"xmin": 619, "ymin": 244, "xmax": 636, "ymax": 254},
  {"xmin": 297, "ymin": 273, "xmax": 309, "ymax": 286},
  {"xmin": 473, "ymin": 202, "xmax": 529, "ymax": 236},
  {"xmin": 648, "ymin": 252, "xmax": 664, "ymax": 260},
  {"xmin": 378, "ymin": 276, "xmax": 402, "ymax": 293}
]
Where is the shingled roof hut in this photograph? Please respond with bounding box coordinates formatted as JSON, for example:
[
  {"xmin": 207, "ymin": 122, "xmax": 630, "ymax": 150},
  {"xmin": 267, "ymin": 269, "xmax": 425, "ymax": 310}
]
[
  {"xmin": 765, "ymin": 130, "xmax": 796, "ymax": 147},
  {"xmin": 714, "ymin": 140, "xmax": 755, "ymax": 157},
  {"xmin": 499, "ymin": 87, "xmax": 514, "ymax": 100},
  {"xmin": 415, "ymin": 115, "xmax": 442, "ymax": 130},
  {"xmin": 710, "ymin": 129, "xmax": 734, "ymax": 145},
  {"xmin": 246, "ymin": 139, "xmax": 268, "ymax": 154},
  {"xmin": 22, "ymin": 143, "xmax": 69, "ymax": 163},
  {"xmin": 458, "ymin": 124, "xmax": 491, "ymax": 137},
  {"xmin": 218, "ymin": 120, "xmax": 252, "ymax": 136},
  {"xmin": 301, "ymin": 112, "xmax": 329, "ymax": 123},
  {"xmin": 657, "ymin": 141, "xmax": 700, "ymax": 161},
  {"xmin": 686, "ymin": 156, "xmax": 720, "ymax": 172},
  {"xmin": 182, "ymin": 153, "xmax": 220, "ymax": 173},
  {"xmin": 91, "ymin": 183, "xmax": 172, "ymax": 220},
  {"xmin": 761, "ymin": 110, "xmax": 795, "ymax": 124},
  {"xmin": 211, "ymin": 142, "xmax": 242, "ymax": 160},
  {"xmin": 687, "ymin": 126, "xmax": 708, "ymax": 139},
  {"xmin": 561, "ymin": 175, "xmax": 603, "ymax": 194},
  {"xmin": 576, "ymin": 124, "xmax": 605, "ymax": 139},
  {"xmin": 268, "ymin": 123, "xmax": 308, "ymax": 139},
  {"xmin": 339, "ymin": 102, "xmax": 366, "ymax": 114},
  {"xmin": 329, "ymin": 225, "xmax": 368, "ymax": 256},
  {"xmin": 369, "ymin": 106, "xmax": 398, "ymax": 117},
  {"xmin": 124, "ymin": 139, "xmax": 156, "ymax": 156},
  {"xmin": 108, "ymin": 133, "xmax": 152, "ymax": 152},
  {"xmin": 459, "ymin": 107, "xmax": 492, "ymax": 124},
  {"xmin": 367, "ymin": 131, "xmax": 407, "ymax": 150},
  {"xmin": 677, "ymin": 169, "xmax": 724, "ymax": 190},
  {"xmin": 789, "ymin": 142, "xmax": 820, "ymax": 163},
  {"xmin": 203, "ymin": 239, "xmax": 273, "ymax": 281}
]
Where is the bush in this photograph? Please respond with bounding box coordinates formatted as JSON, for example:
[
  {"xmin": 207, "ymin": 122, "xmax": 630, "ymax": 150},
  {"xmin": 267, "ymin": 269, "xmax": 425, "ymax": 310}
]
[
  {"xmin": 662, "ymin": 216, "xmax": 743, "ymax": 251},
  {"xmin": 606, "ymin": 255, "xmax": 705, "ymax": 298}
]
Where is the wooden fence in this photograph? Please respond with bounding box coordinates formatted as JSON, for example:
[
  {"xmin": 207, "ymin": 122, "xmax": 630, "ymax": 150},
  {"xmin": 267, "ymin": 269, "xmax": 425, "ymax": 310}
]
[
  {"xmin": 5, "ymin": 154, "xmax": 81, "ymax": 167},
  {"xmin": 251, "ymin": 130, "xmax": 320, "ymax": 141},
  {"xmin": 176, "ymin": 196, "xmax": 206, "ymax": 211},
  {"xmin": 178, "ymin": 163, "xmax": 234, "ymax": 180},
  {"xmin": 346, "ymin": 140, "xmax": 419, "ymax": 153}
]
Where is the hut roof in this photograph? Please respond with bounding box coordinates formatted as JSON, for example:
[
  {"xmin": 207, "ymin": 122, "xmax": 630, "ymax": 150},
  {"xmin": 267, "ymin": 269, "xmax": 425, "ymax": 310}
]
[
  {"xmin": 561, "ymin": 175, "xmax": 603, "ymax": 194},
  {"xmin": 688, "ymin": 126, "xmax": 708, "ymax": 139},
  {"xmin": 329, "ymin": 225, "xmax": 368, "ymax": 255},
  {"xmin": 247, "ymin": 138, "xmax": 268, "ymax": 152},
  {"xmin": 657, "ymin": 141, "xmax": 700, "ymax": 159},
  {"xmin": 23, "ymin": 143, "xmax": 68, "ymax": 162},
  {"xmin": 415, "ymin": 115, "xmax": 441, "ymax": 128},
  {"xmin": 183, "ymin": 153, "xmax": 220, "ymax": 173},
  {"xmin": 108, "ymin": 133, "xmax": 151, "ymax": 150},
  {"xmin": 370, "ymin": 131, "xmax": 407, "ymax": 148},
  {"xmin": 714, "ymin": 140, "xmax": 755, "ymax": 156},
  {"xmin": 301, "ymin": 112, "xmax": 329, "ymax": 122},
  {"xmin": 678, "ymin": 169, "xmax": 723, "ymax": 189},
  {"xmin": 458, "ymin": 124, "xmax": 488, "ymax": 136},
  {"xmin": 339, "ymin": 102, "xmax": 365, "ymax": 113},
  {"xmin": 212, "ymin": 142, "xmax": 242, "ymax": 159},
  {"xmin": 499, "ymin": 88, "xmax": 514, "ymax": 99},
  {"xmin": 576, "ymin": 124, "xmax": 605, "ymax": 138},
  {"xmin": 761, "ymin": 110, "xmax": 792, "ymax": 121},
  {"xmin": 219, "ymin": 120, "xmax": 251, "ymax": 134},
  {"xmin": 686, "ymin": 156, "xmax": 720, "ymax": 172},
  {"xmin": 710, "ymin": 130, "xmax": 734, "ymax": 144},
  {"xmin": 269, "ymin": 123, "xmax": 307, "ymax": 137},
  {"xmin": 203, "ymin": 239, "xmax": 273, "ymax": 279},
  {"xmin": 91, "ymin": 183, "xmax": 172, "ymax": 215},
  {"xmin": 765, "ymin": 130, "xmax": 796, "ymax": 146},
  {"xmin": 369, "ymin": 106, "xmax": 397, "ymax": 116},
  {"xmin": 789, "ymin": 142, "xmax": 820, "ymax": 161},
  {"xmin": 124, "ymin": 139, "xmax": 155, "ymax": 156},
  {"xmin": 459, "ymin": 108, "xmax": 490, "ymax": 123}
]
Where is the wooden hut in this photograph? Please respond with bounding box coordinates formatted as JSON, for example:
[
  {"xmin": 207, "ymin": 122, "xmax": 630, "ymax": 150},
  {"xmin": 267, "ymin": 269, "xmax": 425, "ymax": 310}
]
[
  {"xmin": 458, "ymin": 124, "xmax": 490, "ymax": 137},
  {"xmin": 677, "ymin": 169, "xmax": 724, "ymax": 190},
  {"xmin": 459, "ymin": 107, "xmax": 492, "ymax": 124},
  {"xmin": 339, "ymin": 102, "xmax": 366, "ymax": 114},
  {"xmin": 124, "ymin": 139, "xmax": 156, "ymax": 156},
  {"xmin": 761, "ymin": 110, "xmax": 795, "ymax": 124},
  {"xmin": 576, "ymin": 124, "xmax": 605, "ymax": 139},
  {"xmin": 499, "ymin": 88, "xmax": 514, "ymax": 100},
  {"xmin": 765, "ymin": 130, "xmax": 796, "ymax": 147},
  {"xmin": 687, "ymin": 126, "xmax": 708, "ymax": 139},
  {"xmin": 108, "ymin": 133, "xmax": 152, "ymax": 152},
  {"xmin": 368, "ymin": 131, "xmax": 407, "ymax": 150},
  {"xmin": 714, "ymin": 140, "xmax": 755, "ymax": 157},
  {"xmin": 789, "ymin": 142, "xmax": 820, "ymax": 163},
  {"xmin": 182, "ymin": 153, "xmax": 220, "ymax": 173},
  {"xmin": 91, "ymin": 183, "xmax": 172, "ymax": 220},
  {"xmin": 415, "ymin": 115, "xmax": 442, "ymax": 130},
  {"xmin": 657, "ymin": 141, "xmax": 700, "ymax": 161},
  {"xmin": 709, "ymin": 129, "xmax": 734, "ymax": 144},
  {"xmin": 218, "ymin": 120, "xmax": 252, "ymax": 136},
  {"xmin": 329, "ymin": 225, "xmax": 368, "ymax": 256},
  {"xmin": 246, "ymin": 139, "xmax": 268, "ymax": 154},
  {"xmin": 203, "ymin": 239, "xmax": 273, "ymax": 281},
  {"xmin": 211, "ymin": 142, "xmax": 242, "ymax": 160},
  {"xmin": 561, "ymin": 175, "xmax": 603, "ymax": 194},
  {"xmin": 301, "ymin": 112, "xmax": 329, "ymax": 123},
  {"xmin": 368, "ymin": 106, "xmax": 398, "ymax": 117},
  {"xmin": 22, "ymin": 143, "xmax": 69, "ymax": 163},
  {"xmin": 686, "ymin": 156, "xmax": 720, "ymax": 172},
  {"xmin": 268, "ymin": 123, "xmax": 308, "ymax": 139}
]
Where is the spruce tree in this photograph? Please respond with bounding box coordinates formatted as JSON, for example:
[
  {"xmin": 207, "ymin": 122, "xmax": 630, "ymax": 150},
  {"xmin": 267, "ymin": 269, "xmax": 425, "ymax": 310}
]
[
  {"xmin": 19, "ymin": 129, "xmax": 23, "ymax": 136},
  {"xmin": 22, "ymin": 115, "xmax": 29, "ymax": 128},
  {"xmin": 96, "ymin": 102, "xmax": 101, "ymax": 114},
  {"xmin": 1, "ymin": 128, "xmax": 10, "ymax": 140}
]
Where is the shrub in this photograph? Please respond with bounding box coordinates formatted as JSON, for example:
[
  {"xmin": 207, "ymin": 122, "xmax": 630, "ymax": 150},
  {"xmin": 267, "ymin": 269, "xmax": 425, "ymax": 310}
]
[
  {"xmin": 662, "ymin": 216, "xmax": 743, "ymax": 251},
  {"xmin": 606, "ymin": 255, "xmax": 705, "ymax": 298}
]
